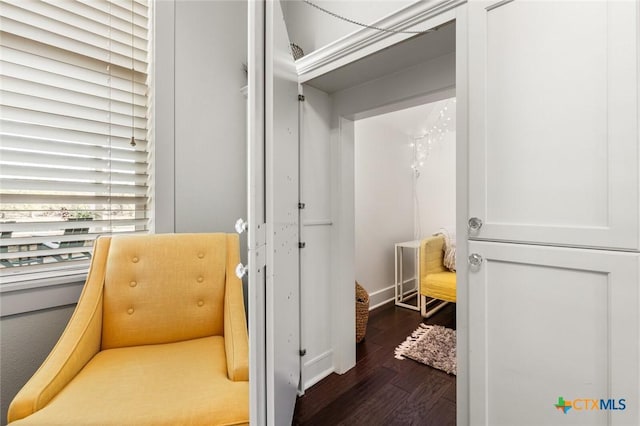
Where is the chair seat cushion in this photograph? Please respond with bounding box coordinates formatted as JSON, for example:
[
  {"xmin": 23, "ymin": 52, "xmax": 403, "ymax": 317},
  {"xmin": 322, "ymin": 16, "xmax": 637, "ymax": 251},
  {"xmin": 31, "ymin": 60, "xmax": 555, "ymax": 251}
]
[
  {"xmin": 421, "ymin": 272, "xmax": 456, "ymax": 303},
  {"xmin": 11, "ymin": 336, "xmax": 248, "ymax": 426}
]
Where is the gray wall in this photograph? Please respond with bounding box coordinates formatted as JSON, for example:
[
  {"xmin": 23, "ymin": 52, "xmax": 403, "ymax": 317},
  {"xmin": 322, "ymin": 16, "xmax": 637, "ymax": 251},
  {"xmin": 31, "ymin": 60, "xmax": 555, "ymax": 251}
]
[
  {"xmin": 1, "ymin": 305, "xmax": 76, "ymax": 425},
  {"xmin": 156, "ymin": 0, "xmax": 248, "ymax": 236},
  {"xmin": 0, "ymin": 1, "xmax": 248, "ymax": 424}
]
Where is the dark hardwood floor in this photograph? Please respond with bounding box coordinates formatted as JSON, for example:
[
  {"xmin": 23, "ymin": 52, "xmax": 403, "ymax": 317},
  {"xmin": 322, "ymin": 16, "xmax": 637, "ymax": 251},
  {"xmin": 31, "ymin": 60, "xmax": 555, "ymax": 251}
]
[{"xmin": 293, "ymin": 301, "xmax": 456, "ymax": 426}]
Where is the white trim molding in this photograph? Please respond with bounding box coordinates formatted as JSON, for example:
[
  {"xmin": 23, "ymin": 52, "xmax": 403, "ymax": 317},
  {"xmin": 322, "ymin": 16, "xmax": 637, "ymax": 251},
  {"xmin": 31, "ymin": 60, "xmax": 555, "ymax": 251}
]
[
  {"xmin": 296, "ymin": 0, "xmax": 467, "ymax": 83},
  {"xmin": 302, "ymin": 350, "xmax": 335, "ymax": 390},
  {"xmin": 368, "ymin": 284, "xmax": 396, "ymax": 310}
]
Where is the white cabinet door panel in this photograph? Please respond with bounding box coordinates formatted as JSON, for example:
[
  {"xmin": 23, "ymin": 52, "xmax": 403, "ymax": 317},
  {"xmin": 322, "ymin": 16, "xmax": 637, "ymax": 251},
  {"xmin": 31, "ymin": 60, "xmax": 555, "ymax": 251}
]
[
  {"xmin": 468, "ymin": 0, "xmax": 639, "ymax": 249},
  {"xmin": 247, "ymin": 1, "xmax": 300, "ymax": 424},
  {"xmin": 468, "ymin": 241, "xmax": 639, "ymax": 426}
]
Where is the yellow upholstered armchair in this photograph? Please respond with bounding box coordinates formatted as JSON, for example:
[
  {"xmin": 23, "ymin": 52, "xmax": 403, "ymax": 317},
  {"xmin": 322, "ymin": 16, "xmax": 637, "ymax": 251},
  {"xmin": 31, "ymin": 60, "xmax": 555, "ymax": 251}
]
[
  {"xmin": 8, "ymin": 233, "xmax": 249, "ymax": 426},
  {"xmin": 420, "ymin": 234, "xmax": 456, "ymax": 318}
]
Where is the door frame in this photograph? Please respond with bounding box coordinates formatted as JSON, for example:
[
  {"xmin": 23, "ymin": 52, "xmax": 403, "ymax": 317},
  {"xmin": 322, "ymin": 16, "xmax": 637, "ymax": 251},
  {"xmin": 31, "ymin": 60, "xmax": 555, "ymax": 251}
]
[
  {"xmin": 247, "ymin": 1, "xmax": 266, "ymax": 424},
  {"xmin": 323, "ymin": 5, "xmax": 469, "ymax": 425},
  {"xmin": 455, "ymin": 7, "xmax": 469, "ymax": 424}
]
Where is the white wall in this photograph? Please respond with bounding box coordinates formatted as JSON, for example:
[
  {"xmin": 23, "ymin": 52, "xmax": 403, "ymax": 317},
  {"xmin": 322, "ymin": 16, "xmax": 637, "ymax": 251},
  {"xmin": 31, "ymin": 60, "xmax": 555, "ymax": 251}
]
[
  {"xmin": 281, "ymin": 0, "xmax": 413, "ymax": 54},
  {"xmin": 416, "ymin": 129, "xmax": 456, "ymax": 237},
  {"xmin": 354, "ymin": 119, "xmax": 414, "ymax": 308}
]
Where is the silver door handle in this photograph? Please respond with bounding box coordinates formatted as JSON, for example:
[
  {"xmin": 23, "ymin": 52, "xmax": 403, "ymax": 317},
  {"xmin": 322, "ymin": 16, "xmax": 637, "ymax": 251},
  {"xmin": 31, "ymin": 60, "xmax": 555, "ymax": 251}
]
[
  {"xmin": 468, "ymin": 217, "xmax": 483, "ymax": 232},
  {"xmin": 468, "ymin": 253, "xmax": 483, "ymax": 268},
  {"xmin": 235, "ymin": 218, "xmax": 248, "ymax": 234},
  {"xmin": 235, "ymin": 263, "xmax": 248, "ymax": 279}
]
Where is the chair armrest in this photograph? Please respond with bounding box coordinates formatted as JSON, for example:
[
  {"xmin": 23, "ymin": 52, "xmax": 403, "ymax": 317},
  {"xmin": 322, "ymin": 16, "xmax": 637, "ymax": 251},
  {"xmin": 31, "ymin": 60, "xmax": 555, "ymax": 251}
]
[
  {"xmin": 8, "ymin": 237, "xmax": 111, "ymax": 423},
  {"xmin": 224, "ymin": 234, "xmax": 249, "ymax": 382}
]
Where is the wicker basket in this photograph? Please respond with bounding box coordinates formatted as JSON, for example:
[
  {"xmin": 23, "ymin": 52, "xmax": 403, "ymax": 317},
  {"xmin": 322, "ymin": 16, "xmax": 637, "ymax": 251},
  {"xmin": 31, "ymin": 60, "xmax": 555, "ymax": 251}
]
[
  {"xmin": 290, "ymin": 43, "xmax": 304, "ymax": 60},
  {"xmin": 355, "ymin": 282, "xmax": 370, "ymax": 343}
]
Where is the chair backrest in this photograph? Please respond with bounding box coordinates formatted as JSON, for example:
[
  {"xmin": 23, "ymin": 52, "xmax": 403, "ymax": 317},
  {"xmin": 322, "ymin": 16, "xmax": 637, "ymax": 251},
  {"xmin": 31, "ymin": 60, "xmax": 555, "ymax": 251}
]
[
  {"xmin": 420, "ymin": 234, "xmax": 447, "ymax": 278},
  {"xmin": 101, "ymin": 233, "xmax": 231, "ymax": 349}
]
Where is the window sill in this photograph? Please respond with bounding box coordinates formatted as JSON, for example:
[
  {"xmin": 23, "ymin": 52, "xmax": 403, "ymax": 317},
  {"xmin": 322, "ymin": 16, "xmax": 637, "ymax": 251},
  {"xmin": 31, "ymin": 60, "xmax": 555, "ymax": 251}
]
[{"xmin": 1, "ymin": 275, "xmax": 86, "ymax": 317}]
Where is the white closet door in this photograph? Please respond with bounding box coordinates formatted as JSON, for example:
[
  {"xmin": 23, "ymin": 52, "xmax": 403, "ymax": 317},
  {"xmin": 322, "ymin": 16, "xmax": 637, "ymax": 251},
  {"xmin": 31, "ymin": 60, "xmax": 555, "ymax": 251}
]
[
  {"xmin": 265, "ymin": 0, "xmax": 301, "ymax": 424},
  {"xmin": 248, "ymin": 0, "xmax": 300, "ymax": 424},
  {"xmin": 468, "ymin": 240, "xmax": 639, "ymax": 426},
  {"xmin": 468, "ymin": 0, "xmax": 639, "ymax": 249}
]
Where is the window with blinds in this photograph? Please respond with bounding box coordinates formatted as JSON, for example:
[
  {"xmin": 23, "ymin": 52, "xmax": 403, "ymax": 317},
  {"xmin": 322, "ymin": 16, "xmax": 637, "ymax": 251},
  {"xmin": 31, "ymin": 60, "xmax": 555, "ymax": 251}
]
[{"xmin": 0, "ymin": 0, "xmax": 151, "ymax": 285}]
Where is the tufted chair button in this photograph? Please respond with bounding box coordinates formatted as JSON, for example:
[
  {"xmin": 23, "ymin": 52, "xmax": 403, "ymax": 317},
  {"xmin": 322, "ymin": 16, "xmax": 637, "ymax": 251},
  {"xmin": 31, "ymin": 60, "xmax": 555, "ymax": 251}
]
[
  {"xmin": 197, "ymin": 276, "xmax": 204, "ymax": 283},
  {"xmin": 132, "ymin": 256, "xmax": 139, "ymax": 263},
  {"xmin": 129, "ymin": 281, "xmax": 137, "ymax": 288},
  {"xmin": 198, "ymin": 252, "xmax": 205, "ymax": 259},
  {"xmin": 197, "ymin": 300, "xmax": 204, "ymax": 307},
  {"xmin": 127, "ymin": 307, "xmax": 134, "ymax": 315}
]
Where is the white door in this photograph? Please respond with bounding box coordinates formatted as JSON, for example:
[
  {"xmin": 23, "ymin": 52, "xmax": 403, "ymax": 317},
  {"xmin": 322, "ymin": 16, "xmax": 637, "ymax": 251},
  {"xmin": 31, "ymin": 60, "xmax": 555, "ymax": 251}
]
[
  {"xmin": 266, "ymin": 0, "xmax": 301, "ymax": 424},
  {"xmin": 466, "ymin": 1, "xmax": 640, "ymax": 425},
  {"xmin": 248, "ymin": 0, "xmax": 301, "ymax": 424},
  {"xmin": 467, "ymin": 241, "xmax": 639, "ymax": 426},
  {"xmin": 468, "ymin": 0, "xmax": 639, "ymax": 250}
]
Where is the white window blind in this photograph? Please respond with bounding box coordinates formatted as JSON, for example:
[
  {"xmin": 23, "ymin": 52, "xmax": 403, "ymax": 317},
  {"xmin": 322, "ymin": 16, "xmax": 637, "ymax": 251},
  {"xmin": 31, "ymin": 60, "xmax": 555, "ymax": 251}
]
[{"xmin": 0, "ymin": 0, "xmax": 151, "ymax": 285}]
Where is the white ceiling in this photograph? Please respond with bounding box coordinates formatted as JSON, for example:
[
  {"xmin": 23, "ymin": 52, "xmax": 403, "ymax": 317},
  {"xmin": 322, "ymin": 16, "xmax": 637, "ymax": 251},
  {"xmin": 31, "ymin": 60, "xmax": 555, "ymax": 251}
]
[
  {"xmin": 360, "ymin": 97, "xmax": 456, "ymax": 138},
  {"xmin": 304, "ymin": 20, "xmax": 456, "ymax": 94}
]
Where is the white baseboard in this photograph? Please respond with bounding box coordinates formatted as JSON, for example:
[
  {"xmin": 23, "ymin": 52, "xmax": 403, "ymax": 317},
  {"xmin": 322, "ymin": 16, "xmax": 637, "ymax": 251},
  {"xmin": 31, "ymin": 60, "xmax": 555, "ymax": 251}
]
[
  {"xmin": 368, "ymin": 284, "xmax": 395, "ymax": 310},
  {"xmin": 368, "ymin": 278, "xmax": 419, "ymax": 311},
  {"xmin": 302, "ymin": 350, "xmax": 334, "ymax": 390}
]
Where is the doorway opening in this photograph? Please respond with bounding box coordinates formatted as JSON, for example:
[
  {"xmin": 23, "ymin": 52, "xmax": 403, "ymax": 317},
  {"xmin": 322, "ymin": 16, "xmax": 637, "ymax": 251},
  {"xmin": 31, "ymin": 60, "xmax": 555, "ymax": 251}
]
[
  {"xmin": 294, "ymin": 95, "xmax": 458, "ymax": 424},
  {"xmin": 354, "ymin": 98, "xmax": 457, "ymax": 313},
  {"xmin": 293, "ymin": 15, "xmax": 461, "ymax": 425}
]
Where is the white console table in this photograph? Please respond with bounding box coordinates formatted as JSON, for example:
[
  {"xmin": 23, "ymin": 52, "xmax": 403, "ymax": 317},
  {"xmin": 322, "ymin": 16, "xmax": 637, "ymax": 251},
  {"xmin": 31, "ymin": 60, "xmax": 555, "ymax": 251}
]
[{"xmin": 394, "ymin": 240, "xmax": 421, "ymax": 311}]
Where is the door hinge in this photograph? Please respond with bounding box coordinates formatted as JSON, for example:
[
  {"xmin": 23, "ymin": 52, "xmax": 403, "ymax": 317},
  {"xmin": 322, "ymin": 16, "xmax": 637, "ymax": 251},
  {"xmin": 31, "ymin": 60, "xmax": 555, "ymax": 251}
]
[
  {"xmin": 299, "ymin": 349, "xmax": 307, "ymax": 357},
  {"xmin": 298, "ymin": 202, "xmax": 306, "ymax": 209},
  {"xmin": 298, "ymin": 94, "xmax": 305, "ymax": 102},
  {"xmin": 298, "ymin": 242, "xmax": 306, "ymax": 249}
]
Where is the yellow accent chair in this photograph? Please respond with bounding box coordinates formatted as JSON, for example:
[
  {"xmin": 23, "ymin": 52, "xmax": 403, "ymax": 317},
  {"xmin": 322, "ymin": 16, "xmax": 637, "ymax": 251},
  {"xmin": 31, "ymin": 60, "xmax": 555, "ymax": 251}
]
[
  {"xmin": 8, "ymin": 233, "xmax": 249, "ymax": 426},
  {"xmin": 420, "ymin": 234, "xmax": 456, "ymax": 318}
]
